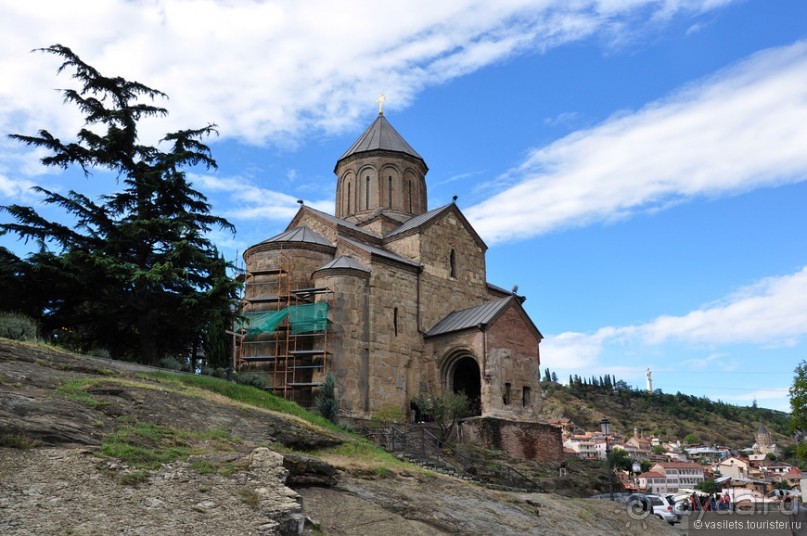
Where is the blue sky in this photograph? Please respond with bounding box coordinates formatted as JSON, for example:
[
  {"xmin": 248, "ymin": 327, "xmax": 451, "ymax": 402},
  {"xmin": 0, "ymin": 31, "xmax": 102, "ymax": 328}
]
[{"xmin": 1, "ymin": 0, "xmax": 805, "ymax": 412}]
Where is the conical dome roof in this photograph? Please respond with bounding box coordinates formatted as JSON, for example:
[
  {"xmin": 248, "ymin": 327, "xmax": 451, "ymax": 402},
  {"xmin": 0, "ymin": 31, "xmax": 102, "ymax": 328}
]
[{"xmin": 337, "ymin": 113, "xmax": 424, "ymax": 165}]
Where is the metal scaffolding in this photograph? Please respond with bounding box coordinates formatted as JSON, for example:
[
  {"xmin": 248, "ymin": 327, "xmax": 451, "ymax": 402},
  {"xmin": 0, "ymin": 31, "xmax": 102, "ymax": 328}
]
[{"xmin": 236, "ymin": 247, "xmax": 333, "ymax": 408}]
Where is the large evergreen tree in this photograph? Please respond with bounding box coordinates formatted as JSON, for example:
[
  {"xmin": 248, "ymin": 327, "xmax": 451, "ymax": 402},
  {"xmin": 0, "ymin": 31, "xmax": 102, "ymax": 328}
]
[
  {"xmin": 0, "ymin": 45, "xmax": 238, "ymax": 364},
  {"xmin": 791, "ymin": 361, "xmax": 807, "ymax": 459}
]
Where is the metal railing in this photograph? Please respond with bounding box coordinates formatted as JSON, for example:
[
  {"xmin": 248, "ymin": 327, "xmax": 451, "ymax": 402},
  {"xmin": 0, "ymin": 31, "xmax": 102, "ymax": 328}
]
[{"xmin": 367, "ymin": 425, "xmax": 543, "ymax": 492}]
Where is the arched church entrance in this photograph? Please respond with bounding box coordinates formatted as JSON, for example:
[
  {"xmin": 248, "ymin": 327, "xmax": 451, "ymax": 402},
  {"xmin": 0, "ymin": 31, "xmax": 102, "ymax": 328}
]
[{"xmin": 448, "ymin": 355, "xmax": 481, "ymax": 416}]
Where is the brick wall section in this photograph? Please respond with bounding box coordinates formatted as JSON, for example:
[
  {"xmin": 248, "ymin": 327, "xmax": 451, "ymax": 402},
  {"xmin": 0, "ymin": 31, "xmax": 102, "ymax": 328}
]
[
  {"xmin": 425, "ymin": 300, "xmax": 543, "ymax": 421},
  {"xmin": 483, "ymin": 303, "xmax": 542, "ymax": 420},
  {"xmin": 460, "ymin": 417, "xmax": 563, "ymax": 462}
]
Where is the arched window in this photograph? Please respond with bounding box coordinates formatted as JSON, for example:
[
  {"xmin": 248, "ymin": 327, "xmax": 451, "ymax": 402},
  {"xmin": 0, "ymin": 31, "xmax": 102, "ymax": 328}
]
[
  {"xmin": 408, "ymin": 180, "xmax": 412, "ymax": 212},
  {"xmin": 346, "ymin": 182, "xmax": 351, "ymax": 213},
  {"xmin": 365, "ymin": 176, "xmax": 370, "ymax": 210},
  {"xmin": 393, "ymin": 307, "xmax": 398, "ymax": 336},
  {"xmin": 388, "ymin": 176, "xmax": 393, "ymax": 208},
  {"xmin": 449, "ymin": 248, "xmax": 457, "ymax": 279}
]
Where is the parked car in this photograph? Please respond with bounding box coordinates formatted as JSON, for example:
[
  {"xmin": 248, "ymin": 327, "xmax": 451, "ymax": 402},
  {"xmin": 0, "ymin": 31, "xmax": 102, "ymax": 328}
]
[
  {"xmin": 666, "ymin": 494, "xmax": 689, "ymax": 516},
  {"xmin": 624, "ymin": 493, "xmax": 652, "ymax": 515},
  {"xmin": 647, "ymin": 494, "xmax": 681, "ymax": 525}
]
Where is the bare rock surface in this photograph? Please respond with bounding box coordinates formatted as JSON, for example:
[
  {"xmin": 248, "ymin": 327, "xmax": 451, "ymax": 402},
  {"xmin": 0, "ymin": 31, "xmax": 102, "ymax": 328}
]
[
  {"xmin": 0, "ymin": 339, "xmax": 681, "ymax": 535},
  {"xmin": 299, "ymin": 473, "xmax": 681, "ymax": 535},
  {"xmin": 0, "ymin": 446, "xmax": 300, "ymax": 535}
]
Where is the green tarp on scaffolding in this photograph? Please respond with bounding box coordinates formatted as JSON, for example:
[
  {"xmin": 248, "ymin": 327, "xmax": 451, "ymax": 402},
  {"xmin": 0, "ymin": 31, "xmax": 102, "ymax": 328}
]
[
  {"xmin": 288, "ymin": 303, "xmax": 330, "ymax": 334},
  {"xmin": 240, "ymin": 303, "xmax": 329, "ymax": 338}
]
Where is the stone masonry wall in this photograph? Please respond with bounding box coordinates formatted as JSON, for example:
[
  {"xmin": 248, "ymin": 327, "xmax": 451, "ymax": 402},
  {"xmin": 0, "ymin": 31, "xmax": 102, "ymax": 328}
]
[
  {"xmin": 243, "ymin": 245, "xmax": 335, "ymax": 311},
  {"xmin": 313, "ymin": 269, "xmax": 369, "ymax": 414},
  {"xmin": 335, "ymin": 152, "xmax": 427, "ymax": 220},
  {"xmin": 385, "ymin": 210, "xmax": 489, "ymax": 333},
  {"xmin": 460, "ymin": 417, "xmax": 563, "ymax": 462},
  {"xmin": 365, "ymin": 259, "xmax": 422, "ymax": 415}
]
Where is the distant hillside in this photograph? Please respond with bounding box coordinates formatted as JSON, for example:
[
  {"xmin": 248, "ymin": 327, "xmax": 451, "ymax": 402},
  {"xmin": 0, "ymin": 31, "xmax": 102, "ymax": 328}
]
[{"xmin": 540, "ymin": 381, "xmax": 792, "ymax": 449}]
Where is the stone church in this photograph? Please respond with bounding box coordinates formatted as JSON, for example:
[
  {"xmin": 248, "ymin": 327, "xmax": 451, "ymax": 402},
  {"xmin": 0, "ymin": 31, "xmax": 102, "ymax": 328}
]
[{"xmin": 239, "ymin": 109, "xmax": 545, "ymax": 427}]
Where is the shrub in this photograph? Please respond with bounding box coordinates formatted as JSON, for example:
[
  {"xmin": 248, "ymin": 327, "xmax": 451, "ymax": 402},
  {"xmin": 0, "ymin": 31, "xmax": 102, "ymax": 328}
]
[
  {"xmin": 157, "ymin": 357, "xmax": 182, "ymax": 370},
  {"xmin": 0, "ymin": 312, "xmax": 38, "ymax": 341},
  {"xmin": 411, "ymin": 390, "xmax": 471, "ymax": 444},
  {"xmin": 201, "ymin": 367, "xmax": 229, "ymax": 378},
  {"xmin": 0, "ymin": 432, "xmax": 41, "ymax": 449},
  {"xmin": 315, "ymin": 372, "xmax": 339, "ymax": 424},
  {"xmin": 233, "ymin": 372, "xmax": 267, "ymax": 390},
  {"xmin": 371, "ymin": 404, "xmax": 406, "ymax": 428}
]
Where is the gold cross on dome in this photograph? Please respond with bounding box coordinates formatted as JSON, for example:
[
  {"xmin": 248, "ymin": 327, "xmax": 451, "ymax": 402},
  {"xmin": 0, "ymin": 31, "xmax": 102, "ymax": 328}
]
[{"xmin": 376, "ymin": 93, "xmax": 386, "ymax": 114}]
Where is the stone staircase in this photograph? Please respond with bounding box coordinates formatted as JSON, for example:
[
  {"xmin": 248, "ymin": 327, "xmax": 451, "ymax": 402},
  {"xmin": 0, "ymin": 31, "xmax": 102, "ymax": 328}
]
[{"xmin": 367, "ymin": 424, "xmax": 544, "ymax": 493}]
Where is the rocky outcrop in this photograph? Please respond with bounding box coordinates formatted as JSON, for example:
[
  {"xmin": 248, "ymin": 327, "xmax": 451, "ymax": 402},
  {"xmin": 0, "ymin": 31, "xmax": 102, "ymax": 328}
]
[
  {"xmin": 0, "ymin": 339, "xmax": 682, "ymax": 536},
  {"xmin": 283, "ymin": 453, "xmax": 339, "ymax": 487},
  {"xmin": 249, "ymin": 448, "xmax": 306, "ymax": 535},
  {"xmin": 0, "ymin": 447, "xmax": 306, "ymax": 536}
]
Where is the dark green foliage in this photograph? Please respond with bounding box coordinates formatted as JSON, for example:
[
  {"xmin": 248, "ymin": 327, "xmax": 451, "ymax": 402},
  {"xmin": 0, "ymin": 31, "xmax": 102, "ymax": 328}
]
[
  {"xmin": 157, "ymin": 357, "xmax": 183, "ymax": 371},
  {"xmin": 0, "ymin": 312, "xmax": 38, "ymax": 341},
  {"xmin": 202, "ymin": 262, "xmax": 233, "ymax": 369},
  {"xmin": 233, "ymin": 371, "xmax": 267, "ymax": 390},
  {"xmin": 0, "ymin": 432, "xmax": 41, "ymax": 449},
  {"xmin": 0, "ymin": 247, "xmax": 43, "ymax": 318},
  {"xmin": 0, "ymin": 45, "xmax": 239, "ymax": 364},
  {"xmin": 411, "ymin": 390, "xmax": 472, "ymax": 444},
  {"xmin": 790, "ymin": 361, "xmax": 807, "ymax": 438},
  {"xmin": 683, "ymin": 433, "xmax": 700, "ymax": 445},
  {"xmin": 608, "ymin": 447, "xmax": 634, "ymax": 472},
  {"xmin": 315, "ymin": 372, "xmax": 339, "ymax": 424},
  {"xmin": 695, "ymin": 479, "xmax": 722, "ymax": 494}
]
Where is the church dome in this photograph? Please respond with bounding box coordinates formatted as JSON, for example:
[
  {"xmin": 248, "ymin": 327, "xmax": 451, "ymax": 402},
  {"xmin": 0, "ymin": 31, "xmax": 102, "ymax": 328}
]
[
  {"xmin": 336, "ymin": 112, "xmax": 426, "ymax": 169},
  {"xmin": 334, "ymin": 111, "xmax": 428, "ymax": 222}
]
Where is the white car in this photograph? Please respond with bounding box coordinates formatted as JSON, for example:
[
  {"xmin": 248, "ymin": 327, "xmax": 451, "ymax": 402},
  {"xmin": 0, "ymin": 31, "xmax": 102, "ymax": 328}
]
[
  {"xmin": 666, "ymin": 494, "xmax": 690, "ymax": 516},
  {"xmin": 646, "ymin": 494, "xmax": 681, "ymax": 525}
]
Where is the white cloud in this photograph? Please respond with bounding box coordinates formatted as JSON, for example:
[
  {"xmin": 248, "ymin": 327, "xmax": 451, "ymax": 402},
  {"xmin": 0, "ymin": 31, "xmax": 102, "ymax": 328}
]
[
  {"xmin": 191, "ymin": 173, "xmax": 333, "ymax": 222},
  {"xmin": 637, "ymin": 266, "xmax": 807, "ymax": 346},
  {"xmin": 541, "ymin": 266, "xmax": 807, "ymax": 371},
  {"xmin": 0, "ymin": 0, "xmax": 736, "ymax": 150},
  {"xmin": 466, "ymin": 41, "xmax": 807, "ymax": 243},
  {"xmin": 0, "ymin": 174, "xmax": 38, "ymax": 202},
  {"xmin": 719, "ymin": 387, "xmax": 790, "ymax": 402},
  {"xmin": 715, "ymin": 387, "xmax": 791, "ymax": 411}
]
